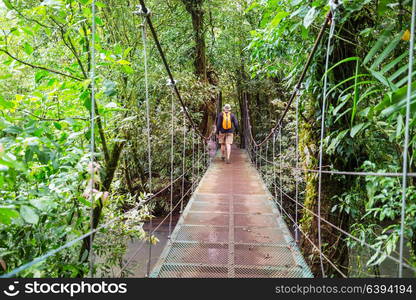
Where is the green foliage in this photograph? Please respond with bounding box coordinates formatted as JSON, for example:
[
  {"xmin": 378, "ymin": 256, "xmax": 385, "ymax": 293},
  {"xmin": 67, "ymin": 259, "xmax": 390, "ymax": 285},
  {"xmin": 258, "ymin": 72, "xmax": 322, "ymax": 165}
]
[
  {"xmin": 1, "ymin": 0, "xmax": 415, "ymax": 278},
  {"xmin": 247, "ymin": 0, "xmax": 416, "ymax": 276}
]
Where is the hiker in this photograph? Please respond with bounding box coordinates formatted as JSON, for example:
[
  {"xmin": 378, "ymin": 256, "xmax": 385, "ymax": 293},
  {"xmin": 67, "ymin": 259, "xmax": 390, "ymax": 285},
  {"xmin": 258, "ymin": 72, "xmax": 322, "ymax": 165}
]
[{"xmin": 216, "ymin": 104, "xmax": 238, "ymax": 164}]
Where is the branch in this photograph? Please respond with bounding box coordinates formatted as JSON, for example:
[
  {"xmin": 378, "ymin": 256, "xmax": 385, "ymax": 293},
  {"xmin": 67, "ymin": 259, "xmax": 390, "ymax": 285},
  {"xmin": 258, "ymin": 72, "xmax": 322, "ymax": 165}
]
[
  {"xmin": 49, "ymin": 16, "xmax": 88, "ymax": 79},
  {"xmin": 0, "ymin": 48, "xmax": 83, "ymax": 81}
]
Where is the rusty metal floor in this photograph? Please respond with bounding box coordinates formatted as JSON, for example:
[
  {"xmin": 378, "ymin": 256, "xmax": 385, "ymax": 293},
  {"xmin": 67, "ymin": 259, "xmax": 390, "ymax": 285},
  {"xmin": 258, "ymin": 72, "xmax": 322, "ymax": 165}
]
[{"xmin": 150, "ymin": 148, "xmax": 312, "ymax": 278}]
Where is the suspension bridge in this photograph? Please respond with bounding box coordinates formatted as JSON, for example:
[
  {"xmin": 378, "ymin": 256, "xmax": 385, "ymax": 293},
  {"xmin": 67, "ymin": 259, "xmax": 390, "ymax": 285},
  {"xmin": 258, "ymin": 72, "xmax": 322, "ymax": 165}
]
[
  {"xmin": 150, "ymin": 148, "xmax": 312, "ymax": 278},
  {"xmin": 2, "ymin": 0, "xmax": 416, "ymax": 278}
]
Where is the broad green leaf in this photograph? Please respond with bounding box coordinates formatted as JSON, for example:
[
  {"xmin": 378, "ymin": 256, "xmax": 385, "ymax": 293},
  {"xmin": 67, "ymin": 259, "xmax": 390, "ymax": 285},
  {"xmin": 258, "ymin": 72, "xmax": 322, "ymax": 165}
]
[
  {"xmin": 332, "ymin": 95, "xmax": 350, "ymax": 116},
  {"xmin": 381, "ymin": 51, "xmax": 407, "ymax": 75},
  {"xmin": 80, "ymin": 89, "xmax": 91, "ymax": 111},
  {"xmin": 0, "ymin": 207, "xmax": 19, "ymax": 225},
  {"xmin": 29, "ymin": 197, "xmax": 56, "ymax": 211},
  {"xmin": 23, "ymin": 42, "xmax": 34, "ymax": 55},
  {"xmin": 327, "ymin": 129, "xmax": 348, "ymax": 153},
  {"xmin": 20, "ymin": 205, "xmax": 39, "ymax": 225},
  {"xmin": 370, "ymin": 34, "xmax": 401, "ymax": 70},
  {"xmin": 396, "ymin": 114, "xmax": 404, "ymax": 138},
  {"xmin": 35, "ymin": 70, "xmax": 49, "ymax": 83},
  {"xmin": 321, "ymin": 57, "xmax": 359, "ymax": 80},
  {"xmin": 351, "ymin": 58, "xmax": 360, "ymax": 126},
  {"xmin": 377, "ymin": 0, "xmax": 390, "ymax": 16},
  {"xmin": 325, "ymin": 74, "xmax": 368, "ymax": 97},
  {"xmin": 37, "ymin": 150, "xmax": 50, "ymax": 164},
  {"xmin": 0, "ymin": 152, "xmax": 25, "ymax": 171},
  {"xmin": 395, "ymin": 70, "xmax": 416, "ymax": 88},
  {"xmin": 244, "ymin": 1, "xmax": 259, "ymax": 13},
  {"xmin": 377, "ymin": 82, "xmax": 416, "ymax": 117},
  {"xmin": 117, "ymin": 59, "xmax": 131, "ymax": 65},
  {"xmin": 350, "ymin": 123, "xmax": 367, "ymax": 138},
  {"xmin": 103, "ymin": 80, "xmax": 117, "ymax": 97},
  {"xmin": 334, "ymin": 108, "xmax": 352, "ymax": 123},
  {"xmin": 123, "ymin": 47, "xmax": 133, "ymax": 58},
  {"xmin": 95, "ymin": 16, "xmax": 103, "ymax": 26},
  {"xmin": 96, "ymin": 1, "xmax": 107, "ymax": 8},
  {"xmin": 363, "ymin": 26, "xmax": 394, "ymax": 65},
  {"xmin": 368, "ymin": 69, "xmax": 396, "ymax": 90},
  {"xmin": 303, "ymin": 7, "xmax": 317, "ymax": 29},
  {"xmin": 2, "ymin": 0, "xmax": 13, "ymax": 10},
  {"xmin": 53, "ymin": 122, "xmax": 62, "ymax": 130},
  {"xmin": 0, "ymin": 96, "xmax": 14, "ymax": 109},
  {"xmin": 122, "ymin": 65, "xmax": 134, "ymax": 74},
  {"xmin": 269, "ymin": 11, "xmax": 289, "ymax": 28}
]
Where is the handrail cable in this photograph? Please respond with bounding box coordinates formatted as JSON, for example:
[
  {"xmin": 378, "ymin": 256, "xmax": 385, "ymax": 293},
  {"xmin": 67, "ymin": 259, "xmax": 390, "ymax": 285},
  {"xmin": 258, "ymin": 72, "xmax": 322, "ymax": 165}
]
[
  {"xmin": 89, "ymin": 0, "xmax": 97, "ymax": 278},
  {"xmin": 0, "ymin": 164, "xmax": 197, "ymax": 278},
  {"xmin": 269, "ymin": 181, "xmax": 416, "ymax": 273},
  {"xmin": 136, "ymin": 0, "xmax": 208, "ymax": 140}
]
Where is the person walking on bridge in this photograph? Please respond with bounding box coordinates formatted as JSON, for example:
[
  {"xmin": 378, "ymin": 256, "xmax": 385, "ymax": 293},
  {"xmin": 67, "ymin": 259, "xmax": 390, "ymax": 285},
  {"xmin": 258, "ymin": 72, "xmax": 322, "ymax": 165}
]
[{"xmin": 216, "ymin": 104, "xmax": 238, "ymax": 164}]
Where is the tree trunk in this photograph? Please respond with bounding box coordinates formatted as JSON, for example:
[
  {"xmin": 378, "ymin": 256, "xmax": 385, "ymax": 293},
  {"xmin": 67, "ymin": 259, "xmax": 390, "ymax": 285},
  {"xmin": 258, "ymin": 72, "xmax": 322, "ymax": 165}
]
[
  {"xmin": 78, "ymin": 141, "xmax": 125, "ymax": 269},
  {"xmin": 182, "ymin": 0, "xmax": 207, "ymax": 82},
  {"xmin": 182, "ymin": 0, "xmax": 217, "ymax": 137},
  {"xmin": 299, "ymin": 17, "xmax": 370, "ymax": 276}
]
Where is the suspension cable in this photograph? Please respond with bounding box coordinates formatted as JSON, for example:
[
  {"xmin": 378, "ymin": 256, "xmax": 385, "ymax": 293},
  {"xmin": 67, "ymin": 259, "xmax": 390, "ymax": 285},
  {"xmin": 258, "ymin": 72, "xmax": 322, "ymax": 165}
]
[
  {"xmin": 168, "ymin": 80, "xmax": 175, "ymax": 237},
  {"xmin": 270, "ymin": 182, "xmax": 416, "ymax": 273},
  {"xmin": 117, "ymin": 183, "xmax": 194, "ymax": 277},
  {"xmin": 317, "ymin": 1, "xmax": 338, "ymax": 277},
  {"xmin": 275, "ymin": 198, "xmax": 348, "ymax": 278},
  {"xmin": 136, "ymin": 7, "xmax": 154, "ymax": 277},
  {"xmin": 136, "ymin": 0, "xmax": 207, "ymax": 140},
  {"xmin": 89, "ymin": 0, "xmax": 97, "ymax": 278},
  {"xmin": 0, "ymin": 169, "xmax": 190, "ymax": 279}
]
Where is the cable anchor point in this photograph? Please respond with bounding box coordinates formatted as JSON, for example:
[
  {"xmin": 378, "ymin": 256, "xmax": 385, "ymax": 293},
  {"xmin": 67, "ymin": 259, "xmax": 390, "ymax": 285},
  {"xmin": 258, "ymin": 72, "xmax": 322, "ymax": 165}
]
[
  {"xmin": 166, "ymin": 78, "xmax": 177, "ymax": 87},
  {"xmin": 133, "ymin": 5, "xmax": 151, "ymax": 17}
]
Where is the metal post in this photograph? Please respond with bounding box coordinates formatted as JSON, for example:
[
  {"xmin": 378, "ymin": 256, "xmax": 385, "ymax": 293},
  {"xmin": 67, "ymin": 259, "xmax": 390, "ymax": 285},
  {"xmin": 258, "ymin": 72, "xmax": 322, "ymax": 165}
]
[{"xmin": 295, "ymin": 93, "xmax": 300, "ymax": 244}]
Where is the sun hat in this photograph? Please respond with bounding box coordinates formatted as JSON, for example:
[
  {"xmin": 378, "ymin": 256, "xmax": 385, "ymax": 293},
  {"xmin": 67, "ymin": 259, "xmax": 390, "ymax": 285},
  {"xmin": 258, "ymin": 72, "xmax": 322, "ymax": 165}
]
[{"xmin": 223, "ymin": 104, "xmax": 231, "ymax": 112}]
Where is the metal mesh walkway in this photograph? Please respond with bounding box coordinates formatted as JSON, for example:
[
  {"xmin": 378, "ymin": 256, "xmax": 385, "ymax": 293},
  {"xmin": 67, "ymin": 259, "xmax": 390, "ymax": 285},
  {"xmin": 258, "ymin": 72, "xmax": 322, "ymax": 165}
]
[{"xmin": 150, "ymin": 148, "xmax": 312, "ymax": 278}]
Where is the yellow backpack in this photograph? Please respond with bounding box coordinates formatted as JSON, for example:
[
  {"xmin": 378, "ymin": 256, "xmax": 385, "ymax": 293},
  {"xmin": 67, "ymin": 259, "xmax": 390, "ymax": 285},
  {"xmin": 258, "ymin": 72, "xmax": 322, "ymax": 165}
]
[{"xmin": 222, "ymin": 112, "xmax": 231, "ymax": 130}]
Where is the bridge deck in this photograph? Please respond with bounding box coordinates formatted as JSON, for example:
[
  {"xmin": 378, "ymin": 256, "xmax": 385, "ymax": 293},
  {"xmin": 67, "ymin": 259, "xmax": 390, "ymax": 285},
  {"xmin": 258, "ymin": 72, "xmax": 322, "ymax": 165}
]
[{"xmin": 150, "ymin": 148, "xmax": 312, "ymax": 278}]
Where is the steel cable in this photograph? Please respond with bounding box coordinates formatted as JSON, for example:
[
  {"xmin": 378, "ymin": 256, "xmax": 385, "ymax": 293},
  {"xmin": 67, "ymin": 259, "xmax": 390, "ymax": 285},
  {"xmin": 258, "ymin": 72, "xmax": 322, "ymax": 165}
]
[{"xmin": 89, "ymin": 0, "xmax": 97, "ymax": 278}]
